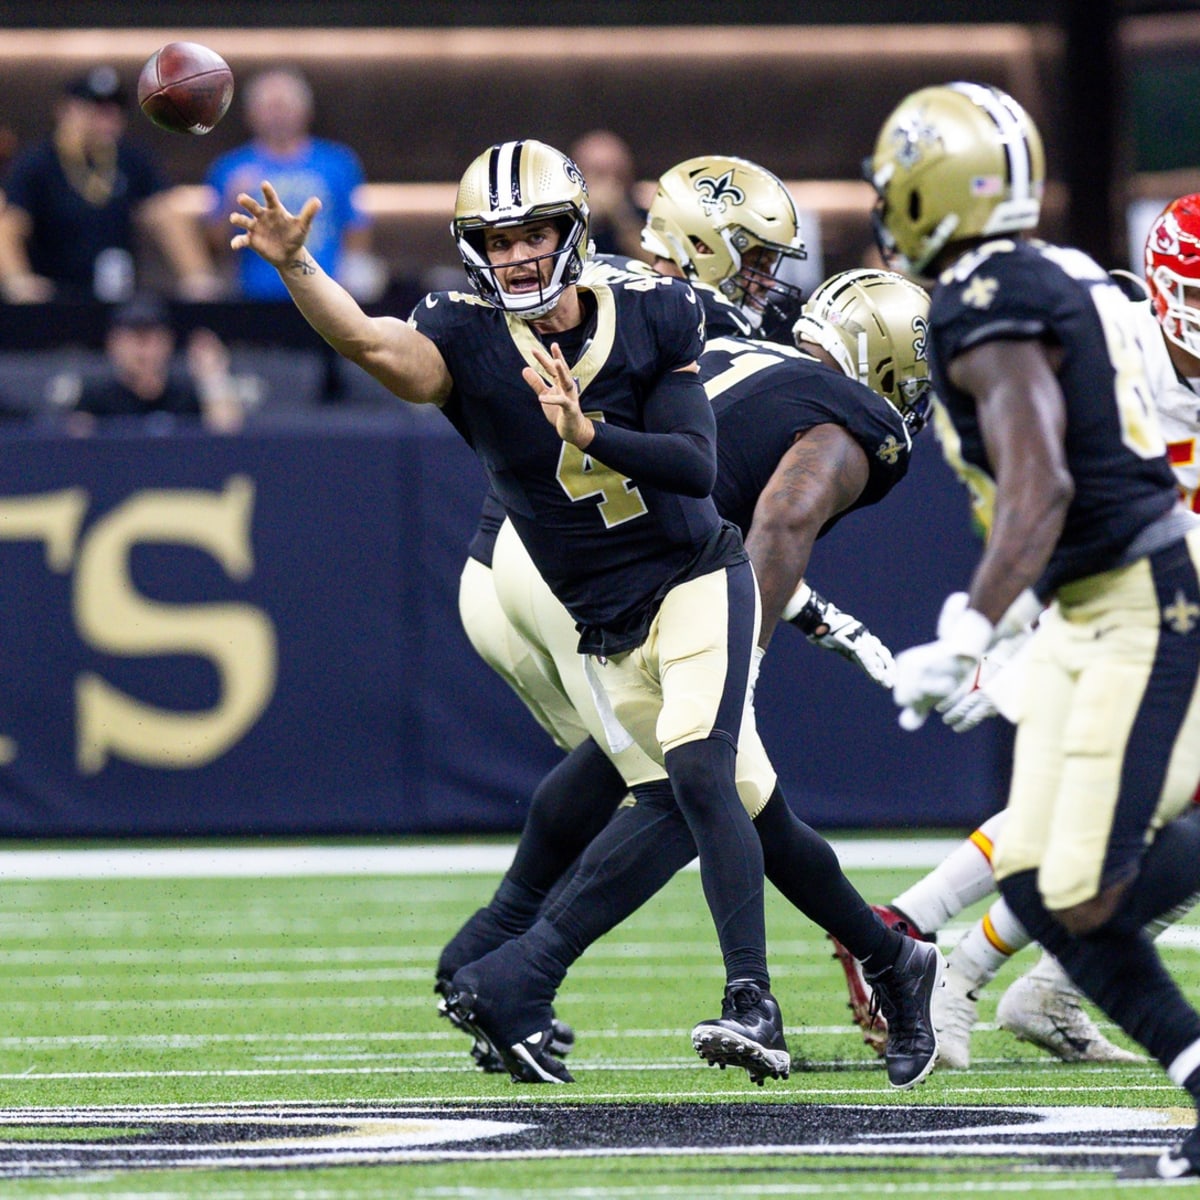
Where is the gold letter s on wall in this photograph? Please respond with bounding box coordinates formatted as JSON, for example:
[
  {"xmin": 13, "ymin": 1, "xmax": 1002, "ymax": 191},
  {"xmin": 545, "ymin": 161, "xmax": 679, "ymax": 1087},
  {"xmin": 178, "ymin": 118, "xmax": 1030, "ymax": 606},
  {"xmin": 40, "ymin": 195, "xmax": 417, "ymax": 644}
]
[{"xmin": 73, "ymin": 476, "xmax": 278, "ymax": 773}]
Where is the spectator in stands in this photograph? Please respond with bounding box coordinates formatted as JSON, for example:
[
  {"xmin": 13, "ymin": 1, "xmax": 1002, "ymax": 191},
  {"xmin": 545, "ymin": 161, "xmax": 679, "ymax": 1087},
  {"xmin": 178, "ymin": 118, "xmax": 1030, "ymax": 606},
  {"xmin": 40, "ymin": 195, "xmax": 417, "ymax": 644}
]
[
  {"xmin": 55, "ymin": 292, "xmax": 242, "ymax": 434},
  {"xmin": 204, "ymin": 67, "xmax": 384, "ymax": 303},
  {"xmin": 568, "ymin": 129, "xmax": 648, "ymax": 262},
  {"xmin": 0, "ymin": 66, "xmax": 222, "ymax": 305}
]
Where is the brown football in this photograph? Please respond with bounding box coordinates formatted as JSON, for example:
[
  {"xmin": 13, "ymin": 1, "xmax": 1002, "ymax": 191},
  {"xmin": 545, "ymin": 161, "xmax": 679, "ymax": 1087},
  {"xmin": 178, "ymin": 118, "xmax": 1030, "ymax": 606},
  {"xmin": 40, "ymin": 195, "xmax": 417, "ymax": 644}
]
[{"xmin": 138, "ymin": 42, "xmax": 234, "ymax": 135}]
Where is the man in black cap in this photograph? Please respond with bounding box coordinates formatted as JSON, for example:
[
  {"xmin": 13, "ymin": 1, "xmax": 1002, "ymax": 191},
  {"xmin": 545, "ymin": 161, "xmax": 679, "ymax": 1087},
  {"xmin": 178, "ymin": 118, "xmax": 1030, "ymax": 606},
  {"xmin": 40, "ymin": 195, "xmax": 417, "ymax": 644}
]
[
  {"xmin": 60, "ymin": 292, "xmax": 242, "ymax": 433},
  {"xmin": 0, "ymin": 66, "xmax": 221, "ymax": 303}
]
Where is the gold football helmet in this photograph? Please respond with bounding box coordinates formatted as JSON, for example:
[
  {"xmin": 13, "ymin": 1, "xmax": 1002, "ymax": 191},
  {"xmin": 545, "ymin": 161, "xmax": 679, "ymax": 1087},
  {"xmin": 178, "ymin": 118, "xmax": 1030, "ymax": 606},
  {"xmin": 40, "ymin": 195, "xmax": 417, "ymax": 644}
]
[
  {"xmin": 865, "ymin": 82, "xmax": 1044, "ymax": 277},
  {"xmin": 453, "ymin": 139, "xmax": 591, "ymax": 318},
  {"xmin": 641, "ymin": 154, "xmax": 806, "ymax": 335},
  {"xmin": 792, "ymin": 268, "xmax": 933, "ymax": 431}
]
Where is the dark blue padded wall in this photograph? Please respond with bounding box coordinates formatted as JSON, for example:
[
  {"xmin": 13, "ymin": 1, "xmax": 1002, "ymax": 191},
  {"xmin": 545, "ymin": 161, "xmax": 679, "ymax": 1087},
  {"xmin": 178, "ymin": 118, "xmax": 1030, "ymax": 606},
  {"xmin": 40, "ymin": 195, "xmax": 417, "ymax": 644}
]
[{"xmin": 0, "ymin": 413, "xmax": 1007, "ymax": 837}]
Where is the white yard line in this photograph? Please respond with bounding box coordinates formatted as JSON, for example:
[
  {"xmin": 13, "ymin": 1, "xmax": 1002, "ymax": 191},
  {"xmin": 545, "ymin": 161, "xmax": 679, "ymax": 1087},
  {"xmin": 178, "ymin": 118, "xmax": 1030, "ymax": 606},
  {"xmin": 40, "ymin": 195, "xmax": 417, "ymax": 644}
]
[{"xmin": 0, "ymin": 839, "xmax": 963, "ymax": 881}]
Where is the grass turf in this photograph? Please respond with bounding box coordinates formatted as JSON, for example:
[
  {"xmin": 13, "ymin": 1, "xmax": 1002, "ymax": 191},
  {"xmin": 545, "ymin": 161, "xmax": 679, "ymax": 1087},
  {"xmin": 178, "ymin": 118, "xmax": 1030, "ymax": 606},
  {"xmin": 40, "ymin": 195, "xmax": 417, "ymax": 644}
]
[{"xmin": 0, "ymin": 843, "xmax": 1191, "ymax": 1197}]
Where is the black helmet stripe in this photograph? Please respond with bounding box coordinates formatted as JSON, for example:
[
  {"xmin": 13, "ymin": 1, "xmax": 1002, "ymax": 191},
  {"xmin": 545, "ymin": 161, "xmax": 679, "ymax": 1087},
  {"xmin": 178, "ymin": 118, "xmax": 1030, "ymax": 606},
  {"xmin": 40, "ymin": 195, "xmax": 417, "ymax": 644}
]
[
  {"xmin": 949, "ymin": 81, "xmax": 1034, "ymax": 203},
  {"xmin": 487, "ymin": 140, "xmax": 525, "ymax": 212},
  {"xmin": 509, "ymin": 140, "xmax": 525, "ymax": 207},
  {"xmin": 486, "ymin": 145, "xmax": 501, "ymax": 211}
]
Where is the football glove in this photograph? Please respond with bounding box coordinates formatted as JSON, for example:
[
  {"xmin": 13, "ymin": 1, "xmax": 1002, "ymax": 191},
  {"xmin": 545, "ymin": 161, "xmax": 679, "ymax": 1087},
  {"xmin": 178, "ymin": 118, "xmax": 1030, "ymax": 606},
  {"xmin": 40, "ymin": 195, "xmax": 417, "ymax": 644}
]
[
  {"xmin": 893, "ymin": 592, "xmax": 993, "ymax": 731},
  {"xmin": 940, "ymin": 610, "xmax": 1039, "ymax": 732},
  {"xmin": 785, "ymin": 582, "xmax": 895, "ymax": 689}
]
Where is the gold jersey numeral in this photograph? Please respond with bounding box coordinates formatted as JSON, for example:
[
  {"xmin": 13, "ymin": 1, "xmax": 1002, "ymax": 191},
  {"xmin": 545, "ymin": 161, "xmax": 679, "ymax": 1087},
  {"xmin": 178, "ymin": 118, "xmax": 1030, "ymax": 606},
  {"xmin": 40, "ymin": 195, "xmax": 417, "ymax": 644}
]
[{"xmin": 555, "ymin": 412, "xmax": 648, "ymax": 528}]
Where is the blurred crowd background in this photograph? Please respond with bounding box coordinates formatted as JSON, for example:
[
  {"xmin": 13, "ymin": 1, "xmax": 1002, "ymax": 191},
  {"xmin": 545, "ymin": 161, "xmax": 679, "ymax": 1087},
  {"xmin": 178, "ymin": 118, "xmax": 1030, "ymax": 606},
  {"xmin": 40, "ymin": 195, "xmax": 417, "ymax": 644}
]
[{"xmin": 0, "ymin": 0, "xmax": 1197, "ymax": 420}]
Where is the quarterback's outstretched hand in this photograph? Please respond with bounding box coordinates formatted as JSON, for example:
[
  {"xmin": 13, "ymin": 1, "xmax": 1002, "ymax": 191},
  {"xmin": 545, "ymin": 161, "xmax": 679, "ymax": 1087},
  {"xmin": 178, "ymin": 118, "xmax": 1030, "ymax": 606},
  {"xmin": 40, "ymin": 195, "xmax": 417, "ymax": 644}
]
[
  {"xmin": 230, "ymin": 180, "xmax": 323, "ymax": 271},
  {"xmin": 525, "ymin": 342, "xmax": 595, "ymax": 449},
  {"xmin": 786, "ymin": 583, "xmax": 895, "ymax": 688},
  {"xmin": 893, "ymin": 592, "xmax": 993, "ymax": 731}
]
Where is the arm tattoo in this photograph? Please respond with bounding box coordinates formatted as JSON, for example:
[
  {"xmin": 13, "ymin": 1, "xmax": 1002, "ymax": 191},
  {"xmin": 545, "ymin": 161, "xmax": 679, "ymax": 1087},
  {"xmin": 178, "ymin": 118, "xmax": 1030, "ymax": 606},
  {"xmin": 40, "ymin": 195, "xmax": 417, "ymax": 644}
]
[{"xmin": 287, "ymin": 251, "xmax": 317, "ymax": 277}]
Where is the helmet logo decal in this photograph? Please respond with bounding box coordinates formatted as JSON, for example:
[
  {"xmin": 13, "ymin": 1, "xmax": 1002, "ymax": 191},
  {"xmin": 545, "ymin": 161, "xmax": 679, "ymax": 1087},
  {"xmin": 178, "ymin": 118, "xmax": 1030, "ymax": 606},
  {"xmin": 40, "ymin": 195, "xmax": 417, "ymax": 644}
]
[
  {"xmin": 693, "ymin": 171, "xmax": 746, "ymax": 217},
  {"xmin": 970, "ymin": 176, "xmax": 1004, "ymax": 198},
  {"xmin": 912, "ymin": 314, "xmax": 929, "ymax": 360},
  {"xmin": 1155, "ymin": 215, "xmax": 1183, "ymax": 256},
  {"xmin": 891, "ymin": 110, "xmax": 942, "ymax": 169},
  {"xmin": 961, "ymin": 276, "xmax": 999, "ymax": 310},
  {"xmin": 563, "ymin": 157, "xmax": 587, "ymax": 193}
]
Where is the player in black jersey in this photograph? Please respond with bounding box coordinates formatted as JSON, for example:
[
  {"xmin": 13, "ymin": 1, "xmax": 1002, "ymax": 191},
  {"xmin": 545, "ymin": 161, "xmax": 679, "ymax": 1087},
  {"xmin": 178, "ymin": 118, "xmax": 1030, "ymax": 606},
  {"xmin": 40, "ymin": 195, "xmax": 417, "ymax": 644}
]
[
  {"xmin": 230, "ymin": 137, "xmax": 787, "ymax": 1083},
  {"xmin": 438, "ymin": 155, "xmax": 944, "ymax": 1092},
  {"xmin": 867, "ymin": 82, "xmax": 1200, "ymax": 1177}
]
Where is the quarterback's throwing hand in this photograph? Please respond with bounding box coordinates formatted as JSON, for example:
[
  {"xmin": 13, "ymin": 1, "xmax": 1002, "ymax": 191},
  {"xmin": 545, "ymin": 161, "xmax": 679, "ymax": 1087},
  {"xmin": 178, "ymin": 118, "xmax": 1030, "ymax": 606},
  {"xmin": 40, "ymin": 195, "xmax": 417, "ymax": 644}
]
[
  {"xmin": 229, "ymin": 180, "xmax": 323, "ymax": 270},
  {"xmin": 893, "ymin": 593, "xmax": 993, "ymax": 730}
]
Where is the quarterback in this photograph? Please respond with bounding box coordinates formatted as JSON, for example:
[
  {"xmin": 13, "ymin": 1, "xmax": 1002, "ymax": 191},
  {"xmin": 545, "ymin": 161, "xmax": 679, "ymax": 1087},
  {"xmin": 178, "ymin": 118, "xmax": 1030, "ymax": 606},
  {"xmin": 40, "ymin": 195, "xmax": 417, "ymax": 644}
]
[
  {"xmin": 231, "ymin": 139, "xmax": 786, "ymax": 1082},
  {"xmin": 867, "ymin": 82, "xmax": 1200, "ymax": 1178}
]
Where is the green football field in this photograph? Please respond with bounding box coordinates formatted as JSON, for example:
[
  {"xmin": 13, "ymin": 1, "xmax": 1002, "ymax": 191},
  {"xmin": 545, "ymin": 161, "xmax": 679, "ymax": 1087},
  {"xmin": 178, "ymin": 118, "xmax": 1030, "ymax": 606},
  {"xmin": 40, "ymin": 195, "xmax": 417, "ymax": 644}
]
[{"xmin": 0, "ymin": 837, "xmax": 1194, "ymax": 1198}]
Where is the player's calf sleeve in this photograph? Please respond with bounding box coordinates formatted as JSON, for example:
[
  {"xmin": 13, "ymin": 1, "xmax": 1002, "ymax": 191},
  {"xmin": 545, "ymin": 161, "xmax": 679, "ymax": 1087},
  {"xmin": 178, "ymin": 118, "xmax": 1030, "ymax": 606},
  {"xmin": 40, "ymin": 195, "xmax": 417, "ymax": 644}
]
[
  {"xmin": 666, "ymin": 738, "xmax": 768, "ymax": 985},
  {"xmin": 503, "ymin": 738, "xmax": 628, "ymax": 918},
  {"xmin": 535, "ymin": 780, "xmax": 696, "ymax": 971},
  {"xmin": 999, "ymin": 869, "xmax": 1200, "ymax": 1070},
  {"xmin": 1118, "ymin": 807, "xmax": 1200, "ymax": 933},
  {"xmin": 948, "ymin": 897, "xmax": 1032, "ymax": 988},
  {"xmin": 755, "ymin": 789, "xmax": 898, "ymax": 967}
]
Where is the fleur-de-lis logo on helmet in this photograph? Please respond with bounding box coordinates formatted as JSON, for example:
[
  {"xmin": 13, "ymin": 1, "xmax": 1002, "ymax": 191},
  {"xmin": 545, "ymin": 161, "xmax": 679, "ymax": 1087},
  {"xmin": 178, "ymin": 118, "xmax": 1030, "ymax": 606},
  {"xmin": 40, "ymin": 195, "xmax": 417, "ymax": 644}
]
[
  {"xmin": 563, "ymin": 157, "xmax": 587, "ymax": 193},
  {"xmin": 693, "ymin": 171, "xmax": 746, "ymax": 217},
  {"xmin": 891, "ymin": 110, "xmax": 942, "ymax": 170}
]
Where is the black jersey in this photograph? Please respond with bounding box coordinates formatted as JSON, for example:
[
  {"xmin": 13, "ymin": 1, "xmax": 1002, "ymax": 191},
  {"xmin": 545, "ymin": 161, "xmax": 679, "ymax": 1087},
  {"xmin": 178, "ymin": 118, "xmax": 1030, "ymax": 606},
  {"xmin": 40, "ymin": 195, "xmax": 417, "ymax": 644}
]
[
  {"xmin": 701, "ymin": 334, "xmax": 911, "ymax": 538},
  {"xmin": 584, "ymin": 254, "xmax": 754, "ymax": 340},
  {"xmin": 929, "ymin": 239, "xmax": 1179, "ymax": 596},
  {"xmin": 411, "ymin": 273, "xmax": 741, "ymax": 650}
]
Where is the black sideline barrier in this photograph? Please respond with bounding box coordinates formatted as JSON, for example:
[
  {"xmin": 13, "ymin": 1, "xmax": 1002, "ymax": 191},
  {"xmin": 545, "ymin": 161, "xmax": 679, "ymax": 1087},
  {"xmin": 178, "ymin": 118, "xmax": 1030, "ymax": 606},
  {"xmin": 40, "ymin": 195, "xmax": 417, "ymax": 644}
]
[{"xmin": 0, "ymin": 411, "xmax": 1010, "ymax": 837}]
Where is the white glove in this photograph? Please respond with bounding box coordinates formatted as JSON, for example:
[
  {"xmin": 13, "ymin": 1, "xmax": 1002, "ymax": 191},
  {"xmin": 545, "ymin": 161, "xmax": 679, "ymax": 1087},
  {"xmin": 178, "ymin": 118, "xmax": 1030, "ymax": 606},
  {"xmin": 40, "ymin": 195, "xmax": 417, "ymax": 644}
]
[
  {"xmin": 940, "ymin": 619, "xmax": 1037, "ymax": 731},
  {"xmin": 938, "ymin": 668, "xmax": 996, "ymax": 732},
  {"xmin": 784, "ymin": 583, "xmax": 895, "ymax": 688},
  {"xmin": 893, "ymin": 593, "xmax": 993, "ymax": 731}
]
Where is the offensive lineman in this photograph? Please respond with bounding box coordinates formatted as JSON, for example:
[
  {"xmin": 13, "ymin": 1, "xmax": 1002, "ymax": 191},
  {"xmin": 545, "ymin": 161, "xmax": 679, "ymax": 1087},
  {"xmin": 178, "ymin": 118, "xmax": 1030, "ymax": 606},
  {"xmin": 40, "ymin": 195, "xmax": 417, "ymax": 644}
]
[{"xmin": 868, "ymin": 83, "xmax": 1200, "ymax": 1178}]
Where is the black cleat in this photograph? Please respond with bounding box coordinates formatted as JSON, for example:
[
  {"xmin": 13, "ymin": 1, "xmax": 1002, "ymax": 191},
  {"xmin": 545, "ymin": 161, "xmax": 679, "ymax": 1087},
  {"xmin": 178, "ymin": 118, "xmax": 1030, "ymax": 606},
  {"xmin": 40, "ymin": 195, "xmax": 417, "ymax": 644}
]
[
  {"xmin": 442, "ymin": 975, "xmax": 573, "ymax": 1085},
  {"xmin": 1158, "ymin": 1122, "xmax": 1200, "ymax": 1178},
  {"xmin": 866, "ymin": 937, "xmax": 944, "ymax": 1089},
  {"xmin": 691, "ymin": 980, "xmax": 791, "ymax": 1086},
  {"xmin": 435, "ymin": 973, "xmax": 575, "ymax": 1075},
  {"xmin": 435, "ymin": 975, "xmax": 505, "ymax": 1073}
]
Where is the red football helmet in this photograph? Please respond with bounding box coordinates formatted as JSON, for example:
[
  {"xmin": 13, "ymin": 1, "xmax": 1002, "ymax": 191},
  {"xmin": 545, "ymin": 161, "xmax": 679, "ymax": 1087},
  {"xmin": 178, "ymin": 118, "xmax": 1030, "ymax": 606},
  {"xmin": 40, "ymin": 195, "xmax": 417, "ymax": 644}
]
[{"xmin": 1145, "ymin": 193, "xmax": 1200, "ymax": 357}]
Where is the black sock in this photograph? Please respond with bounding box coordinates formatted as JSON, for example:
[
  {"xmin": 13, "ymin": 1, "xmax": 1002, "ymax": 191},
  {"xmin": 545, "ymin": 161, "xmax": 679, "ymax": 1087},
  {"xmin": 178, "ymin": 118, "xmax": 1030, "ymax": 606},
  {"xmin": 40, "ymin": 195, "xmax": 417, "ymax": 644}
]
[
  {"xmin": 665, "ymin": 738, "xmax": 767, "ymax": 986},
  {"xmin": 999, "ymin": 869, "xmax": 1200, "ymax": 1069},
  {"xmin": 754, "ymin": 789, "xmax": 898, "ymax": 969}
]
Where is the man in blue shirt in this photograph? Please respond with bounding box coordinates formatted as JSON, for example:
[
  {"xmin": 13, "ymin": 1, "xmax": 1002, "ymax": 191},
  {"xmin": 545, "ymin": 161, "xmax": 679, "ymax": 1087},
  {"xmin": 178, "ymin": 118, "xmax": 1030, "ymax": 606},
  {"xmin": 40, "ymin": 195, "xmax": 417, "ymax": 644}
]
[{"xmin": 205, "ymin": 68, "xmax": 379, "ymax": 302}]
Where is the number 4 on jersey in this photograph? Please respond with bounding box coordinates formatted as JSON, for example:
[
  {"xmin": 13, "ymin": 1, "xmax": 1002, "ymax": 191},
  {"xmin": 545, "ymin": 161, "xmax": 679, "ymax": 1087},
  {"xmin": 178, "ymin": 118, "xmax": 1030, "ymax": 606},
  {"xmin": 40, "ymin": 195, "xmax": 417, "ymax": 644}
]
[{"xmin": 555, "ymin": 412, "xmax": 649, "ymax": 528}]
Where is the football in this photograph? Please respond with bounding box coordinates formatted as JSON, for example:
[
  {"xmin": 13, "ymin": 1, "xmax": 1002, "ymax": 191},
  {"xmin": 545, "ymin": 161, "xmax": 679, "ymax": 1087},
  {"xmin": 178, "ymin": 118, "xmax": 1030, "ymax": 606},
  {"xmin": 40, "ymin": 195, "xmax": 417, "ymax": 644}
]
[{"xmin": 137, "ymin": 42, "xmax": 234, "ymax": 135}]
